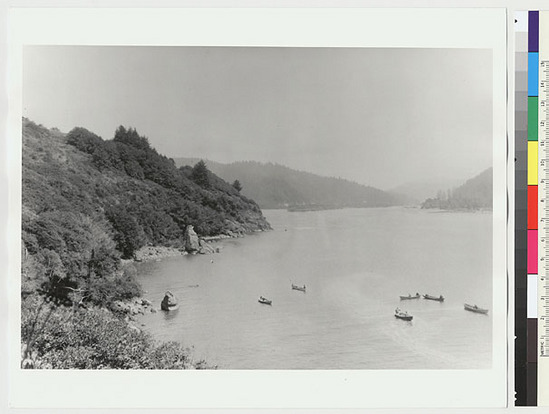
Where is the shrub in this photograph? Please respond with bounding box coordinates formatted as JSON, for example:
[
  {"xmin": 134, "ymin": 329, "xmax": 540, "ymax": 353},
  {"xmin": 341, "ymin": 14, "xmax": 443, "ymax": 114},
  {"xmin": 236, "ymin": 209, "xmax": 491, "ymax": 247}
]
[
  {"xmin": 67, "ymin": 127, "xmax": 103, "ymax": 153},
  {"xmin": 21, "ymin": 295, "xmax": 207, "ymax": 369}
]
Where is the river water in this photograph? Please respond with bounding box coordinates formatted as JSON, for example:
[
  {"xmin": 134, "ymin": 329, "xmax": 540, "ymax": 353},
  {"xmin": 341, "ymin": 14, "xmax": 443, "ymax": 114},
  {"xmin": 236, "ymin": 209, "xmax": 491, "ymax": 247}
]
[{"xmin": 136, "ymin": 207, "xmax": 492, "ymax": 369}]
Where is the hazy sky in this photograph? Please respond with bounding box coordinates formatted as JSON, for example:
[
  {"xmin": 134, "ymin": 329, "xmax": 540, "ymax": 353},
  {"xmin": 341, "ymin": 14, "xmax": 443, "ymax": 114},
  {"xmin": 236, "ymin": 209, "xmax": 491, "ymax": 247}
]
[{"xmin": 23, "ymin": 46, "xmax": 492, "ymax": 189}]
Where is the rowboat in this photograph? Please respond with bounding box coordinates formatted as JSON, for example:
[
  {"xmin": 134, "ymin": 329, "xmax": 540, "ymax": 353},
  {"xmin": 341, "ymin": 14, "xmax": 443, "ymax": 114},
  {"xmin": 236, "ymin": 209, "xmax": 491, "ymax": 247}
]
[
  {"xmin": 394, "ymin": 308, "xmax": 413, "ymax": 321},
  {"xmin": 291, "ymin": 284, "xmax": 306, "ymax": 292},
  {"xmin": 258, "ymin": 296, "xmax": 272, "ymax": 305},
  {"xmin": 464, "ymin": 303, "xmax": 488, "ymax": 314},
  {"xmin": 400, "ymin": 293, "xmax": 420, "ymax": 300},
  {"xmin": 423, "ymin": 294, "xmax": 444, "ymax": 302}
]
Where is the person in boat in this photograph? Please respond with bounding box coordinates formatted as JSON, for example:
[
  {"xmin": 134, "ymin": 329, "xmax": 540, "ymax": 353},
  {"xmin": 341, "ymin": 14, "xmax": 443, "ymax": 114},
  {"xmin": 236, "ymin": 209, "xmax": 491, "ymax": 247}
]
[{"xmin": 416, "ymin": 292, "xmax": 419, "ymax": 296}]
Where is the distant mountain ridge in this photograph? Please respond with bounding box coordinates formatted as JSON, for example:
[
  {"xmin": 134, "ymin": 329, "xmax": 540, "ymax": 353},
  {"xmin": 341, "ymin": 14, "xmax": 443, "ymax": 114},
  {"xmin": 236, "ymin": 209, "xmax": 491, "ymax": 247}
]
[{"xmin": 174, "ymin": 158, "xmax": 405, "ymax": 209}]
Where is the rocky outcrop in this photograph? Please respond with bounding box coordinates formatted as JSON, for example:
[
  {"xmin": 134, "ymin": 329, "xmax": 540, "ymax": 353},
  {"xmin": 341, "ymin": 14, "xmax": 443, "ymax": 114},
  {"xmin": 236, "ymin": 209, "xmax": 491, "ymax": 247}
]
[
  {"xmin": 111, "ymin": 297, "xmax": 155, "ymax": 316},
  {"xmin": 161, "ymin": 291, "xmax": 179, "ymax": 311},
  {"xmin": 198, "ymin": 238, "xmax": 216, "ymax": 255},
  {"xmin": 133, "ymin": 246, "xmax": 186, "ymax": 262},
  {"xmin": 184, "ymin": 225, "xmax": 200, "ymax": 252}
]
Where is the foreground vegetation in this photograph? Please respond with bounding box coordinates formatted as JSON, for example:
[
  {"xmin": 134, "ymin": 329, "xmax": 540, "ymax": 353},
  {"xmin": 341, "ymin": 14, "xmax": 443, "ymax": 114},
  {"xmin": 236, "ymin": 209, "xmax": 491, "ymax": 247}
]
[
  {"xmin": 21, "ymin": 294, "xmax": 210, "ymax": 369},
  {"xmin": 21, "ymin": 118, "xmax": 269, "ymax": 368}
]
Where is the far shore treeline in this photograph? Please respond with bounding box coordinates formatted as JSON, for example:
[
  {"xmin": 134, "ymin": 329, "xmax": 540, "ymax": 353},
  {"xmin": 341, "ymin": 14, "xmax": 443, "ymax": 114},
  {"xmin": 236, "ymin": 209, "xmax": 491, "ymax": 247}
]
[
  {"xmin": 20, "ymin": 118, "xmax": 269, "ymax": 369},
  {"xmin": 420, "ymin": 167, "xmax": 493, "ymax": 210}
]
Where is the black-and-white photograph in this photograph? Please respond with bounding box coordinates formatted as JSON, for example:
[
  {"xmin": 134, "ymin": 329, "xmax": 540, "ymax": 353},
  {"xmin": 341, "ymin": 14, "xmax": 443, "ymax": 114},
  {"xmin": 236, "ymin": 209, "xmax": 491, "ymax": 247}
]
[{"xmin": 20, "ymin": 45, "xmax": 495, "ymax": 371}]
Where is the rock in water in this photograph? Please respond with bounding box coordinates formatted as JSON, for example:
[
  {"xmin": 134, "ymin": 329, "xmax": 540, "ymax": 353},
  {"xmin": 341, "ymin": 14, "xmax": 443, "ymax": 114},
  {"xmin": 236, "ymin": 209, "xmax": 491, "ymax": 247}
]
[
  {"xmin": 161, "ymin": 291, "xmax": 179, "ymax": 311},
  {"xmin": 184, "ymin": 225, "xmax": 200, "ymax": 252},
  {"xmin": 198, "ymin": 238, "xmax": 216, "ymax": 254}
]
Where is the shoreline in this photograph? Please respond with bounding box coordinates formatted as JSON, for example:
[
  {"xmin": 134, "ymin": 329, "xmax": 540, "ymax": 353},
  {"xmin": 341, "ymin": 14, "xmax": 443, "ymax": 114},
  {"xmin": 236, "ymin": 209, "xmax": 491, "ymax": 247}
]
[
  {"xmin": 423, "ymin": 207, "xmax": 493, "ymax": 214},
  {"xmin": 130, "ymin": 237, "xmax": 224, "ymax": 263},
  {"xmin": 119, "ymin": 229, "xmax": 268, "ymax": 323},
  {"xmin": 130, "ymin": 227, "xmax": 270, "ymax": 264}
]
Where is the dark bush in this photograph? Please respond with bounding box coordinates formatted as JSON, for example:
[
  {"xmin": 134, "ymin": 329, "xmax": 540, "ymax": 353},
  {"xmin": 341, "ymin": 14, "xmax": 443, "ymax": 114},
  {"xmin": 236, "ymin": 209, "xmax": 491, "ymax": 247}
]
[
  {"xmin": 114, "ymin": 126, "xmax": 151, "ymax": 151},
  {"xmin": 67, "ymin": 127, "xmax": 104, "ymax": 153},
  {"xmin": 105, "ymin": 207, "xmax": 146, "ymax": 259},
  {"xmin": 191, "ymin": 160, "xmax": 210, "ymax": 188}
]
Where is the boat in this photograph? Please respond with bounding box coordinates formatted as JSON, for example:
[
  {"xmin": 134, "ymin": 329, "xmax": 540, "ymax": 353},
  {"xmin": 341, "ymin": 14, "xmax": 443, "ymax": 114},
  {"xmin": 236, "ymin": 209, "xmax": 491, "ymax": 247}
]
[
  {"xmin": 258, "ymin": 296, "xmax": 272, "ymax": 305},
  {"xmin": 394, "ymin": 308, "xmax": 413, "ymax": 321},
  {"xmin": 464, "ymin": 303, "xmax": 489, "ymax": 314},
  {"xmin": 291, "ymin": 284, "xmax": 306, "ymax": 292},
  {"xmin": 400, "ymin": 293, "xmax": 420, "ymax": 300},
  {"xmin": 423, "ymin": 294, "xmax": 444, "ymax": 302}
]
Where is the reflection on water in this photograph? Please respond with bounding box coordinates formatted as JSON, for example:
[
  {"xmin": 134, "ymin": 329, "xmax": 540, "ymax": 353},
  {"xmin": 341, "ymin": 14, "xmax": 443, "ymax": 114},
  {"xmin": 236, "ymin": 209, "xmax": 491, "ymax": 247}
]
[
  {"xmin": 136, "ymin": 207, "xmax": 492, "ymax": 369},
  {"xmin": 162, "ymin": 309, "xmax": 180, "ymax": 321}
]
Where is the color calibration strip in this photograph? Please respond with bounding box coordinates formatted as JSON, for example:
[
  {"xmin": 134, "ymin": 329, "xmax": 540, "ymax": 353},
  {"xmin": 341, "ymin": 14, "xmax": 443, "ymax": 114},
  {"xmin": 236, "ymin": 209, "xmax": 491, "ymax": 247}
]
[
  {"xmin": 519, "ymin": 9, "xmax": 549, "ymax": 407},
  {"xmin": 528, "ymin": 12, "xmax": 539, "ymax": 407},
  {"xmin": 515, "ymin": 11, "xmax": 536, "ymax": 406},
  {"xmin": 515, "ymin": 11, "xmax": 549, "ymax": 407},
  {"xmin": 538, "ymin": 11, "xmax": 549, "ymax": 407}
]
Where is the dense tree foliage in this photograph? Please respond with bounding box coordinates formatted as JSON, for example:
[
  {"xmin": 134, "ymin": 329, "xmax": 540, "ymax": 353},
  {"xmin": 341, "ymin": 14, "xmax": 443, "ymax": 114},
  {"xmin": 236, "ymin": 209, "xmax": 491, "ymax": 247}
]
[
  {"xmin": 105, "ymin": 206, "xmax": 146, "ymax": 259},
  {"xmin": 191, "ymin": 160, "xmax": 211, "ymax": 188}
]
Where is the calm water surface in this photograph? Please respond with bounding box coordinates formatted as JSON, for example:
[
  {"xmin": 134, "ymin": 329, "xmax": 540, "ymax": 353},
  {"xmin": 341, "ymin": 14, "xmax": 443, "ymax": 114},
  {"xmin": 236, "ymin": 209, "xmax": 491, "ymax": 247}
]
[{"xmin": 136, "ymin": 207, "xmax": 492, "ymax": 369}]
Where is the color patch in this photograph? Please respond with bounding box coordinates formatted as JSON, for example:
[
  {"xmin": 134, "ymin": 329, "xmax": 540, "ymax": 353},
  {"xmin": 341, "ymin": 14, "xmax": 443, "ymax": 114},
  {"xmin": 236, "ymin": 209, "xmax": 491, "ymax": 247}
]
[
  {"xmin": 528, "ymin": 141, "xmax": 539, "ymax": 184},
  {"xmin": 529, "ymin": 53, "xmax": 540, "ymax": 96},
  {"xmin": 528, "ymin": 318, "xmax": 539, "ymax": 360},
  {"xmin": 528, "ymin": 275, "xmax": 538, "ymax": 318},
  {"xmin": 529, "ymin": 97, "xmax": 539, "ymax": 141},
  {"xmin": 528, "ymin": 230, "xmax": 538, "ymax": 274},
  {"xmin": 529, "ymin": 11, "xmax": 539, "ymax": 52},
  {"xmin": 528, "ymin": 185, "xmax": 538, "ymax": 229}
]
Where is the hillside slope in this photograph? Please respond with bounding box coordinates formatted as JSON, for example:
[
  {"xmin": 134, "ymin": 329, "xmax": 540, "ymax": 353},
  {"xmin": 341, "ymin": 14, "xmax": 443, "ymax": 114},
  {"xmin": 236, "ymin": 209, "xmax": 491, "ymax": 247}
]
[
  {"xmin": 175, "ymin": 158, "xmax": 404, "ymax": 209},
  {"xmin": 421, "ymin": 167, "xmax": 493, "ymax": 210},
  {"xmin": 22, "ymin": 119, "xmax": 270, "ymax": 304}
]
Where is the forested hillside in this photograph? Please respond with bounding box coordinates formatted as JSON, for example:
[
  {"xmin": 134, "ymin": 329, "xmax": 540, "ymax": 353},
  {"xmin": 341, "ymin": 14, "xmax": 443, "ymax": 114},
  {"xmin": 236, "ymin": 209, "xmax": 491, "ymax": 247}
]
[
  {"xmin": 421, "ymin": 167, "xmax": 493, "ymax": 210},
  {"xmin": 175, "ymin": 158, "xmax": 404, "ymax": 209},
  {"xmin": 389, "ymin": 178, "xmax": 464, "ymax": 205},
  {"xmin": 20, "ymin": 119, "xmax": 269, "ymax": 369}
]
